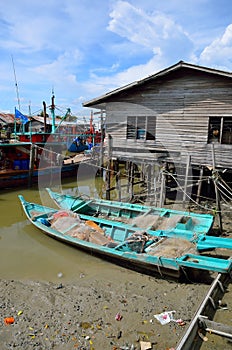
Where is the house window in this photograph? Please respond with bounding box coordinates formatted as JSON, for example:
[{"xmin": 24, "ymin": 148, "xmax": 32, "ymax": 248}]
[
  {"xmin": 208, "ymin": 117, "xmax": 232, "ymax": 144},
  {"xmin": 127, "ymin": 116, "xmax": 156, "ymax": 140}
]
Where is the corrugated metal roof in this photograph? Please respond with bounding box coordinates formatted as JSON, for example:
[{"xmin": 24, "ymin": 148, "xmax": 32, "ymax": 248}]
[
  {"xmin": 82, "ymin": 60, "xmax": 232, "ymax": 107},
  {"xmin": 0, "ymin": 112, "xmax": 76, "ymax": 126},
  {"xmin": 31, "ymin": 115, "xmax": 63, "ymax": 125},
  {"xmin": 0, "ymin": 113, "xmax": 15, "ymax": 124},
  {"xmin": 30, "ymin": 115, "xmax": 84, "ymax": 127}
]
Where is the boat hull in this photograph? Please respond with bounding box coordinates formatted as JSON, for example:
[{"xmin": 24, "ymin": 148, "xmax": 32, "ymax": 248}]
[
  {"xmin": 0, "ymin": 164, "xmax": 79, "ymax": 189},
  {"xmin": 18, "ymin": 195, "xmax": 232, "ymax": 281},
  {"xmin": 46, "ymin": 188, "xmax": 215, "ymax": 237}
]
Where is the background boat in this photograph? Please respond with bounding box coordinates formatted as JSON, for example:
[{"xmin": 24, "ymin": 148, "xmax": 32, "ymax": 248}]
[{"xmin": 46, "ymin": 188, "xmax": 215, "ymax": 236}]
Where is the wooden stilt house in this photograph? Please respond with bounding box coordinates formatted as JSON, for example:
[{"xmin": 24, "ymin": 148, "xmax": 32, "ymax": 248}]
[{"xmin": 83, "ymin": 61, "xmax": 232, "ymax": 203}]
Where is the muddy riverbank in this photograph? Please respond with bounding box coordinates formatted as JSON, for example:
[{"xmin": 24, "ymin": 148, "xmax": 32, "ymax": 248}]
[{"xmin": 0, "ymin": 272, "xmax": 211, "ymax": 350}]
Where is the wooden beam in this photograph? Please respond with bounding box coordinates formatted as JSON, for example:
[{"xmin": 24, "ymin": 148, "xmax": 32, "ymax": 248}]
[{"xmin": 198, "ymin": 316, "xmax": 232, "ymax": 339}]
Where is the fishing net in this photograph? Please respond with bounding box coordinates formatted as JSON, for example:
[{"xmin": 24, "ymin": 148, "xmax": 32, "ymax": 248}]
[{"xmin": 145, "ymin": 238, "xmax": 196, "ymax": 258}]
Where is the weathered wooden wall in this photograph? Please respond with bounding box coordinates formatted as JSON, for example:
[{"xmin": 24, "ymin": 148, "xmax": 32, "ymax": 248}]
[{"xmin": 104, "ymin": 69, "xmax": 232, "ymax": 169}]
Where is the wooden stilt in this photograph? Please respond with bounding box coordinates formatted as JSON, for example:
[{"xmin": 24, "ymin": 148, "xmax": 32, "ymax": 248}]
[
  {"xmin": 99, "ymin": 110, "xmax": 104, "ymax": 177},
  {"xmin": 211, "ymin": 144, "xmax": 223, "ymax": 233},
  {"xmin": 153, "ymin": 166, "xmax": 160, "ymax": 207},
  {"xmin": 115, "ymin": 159, "xmax": 121, "ymax": 201},
  {"xmin": 147, "ymin": 163, "xmax": 151, "ymax": 193},
  {"xmin": 159, "ymin": 164, "xmax": 166, "ymax": 207},
  {"xmin": 129, "ymin": 162, "xmax": 134, "ymax": 201},
  {"xmin": 105, "ymin": 159, "xmax": 110, "ymax": 200},
  {"xmin": 196, "ymin": 166, "xmax": 204, "ymax": 203},
  {"xmin": 126, "ymin": 161, "xmax": 130, "ymax": 194},
  {"xmin": 105, "ymin": 134, "xmax": 113, "ymax": 200},
  {"xmin": 183, "ymin": 154, "xmax": 191, "ymax": 207}
]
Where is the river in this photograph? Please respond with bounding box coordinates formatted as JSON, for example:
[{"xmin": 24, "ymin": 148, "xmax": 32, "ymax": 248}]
[{"xmin": 0, "ymin": 171, "xmax": 123, "ymax": 283}]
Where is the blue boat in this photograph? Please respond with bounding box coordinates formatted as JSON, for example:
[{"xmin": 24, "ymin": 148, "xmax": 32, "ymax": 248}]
[{"xmin": 18, "ymin": 195, "xmax": 232, "ymax": 280}]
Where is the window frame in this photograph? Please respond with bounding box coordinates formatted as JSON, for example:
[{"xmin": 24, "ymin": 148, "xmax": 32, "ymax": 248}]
[
  {"xmin": 208, "ymin": 116, "xmax": 232, "ymax": 145},
  {"xmin": 126, "ymin": 116, "xmax": 156, "ymax": 141}
]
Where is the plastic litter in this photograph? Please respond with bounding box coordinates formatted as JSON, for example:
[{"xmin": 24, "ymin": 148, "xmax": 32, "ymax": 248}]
[
  {"xmin": 4, "ymin": 317, "xmax": 15, "ymax": 325},
  {"xmin": 175, "ymin": 318, "xmax": 186, "ymax": 326},
  {"xmin": 154, "ymin": 310, "xmax": 176, "ymax": 325},
  {"xmin": 115, "ymin": 312, "xmax": 123, "ymax": 321},
  {"xmin": 154, "ymin": 310, "xmax": 186, "ymax": 326},
  {"xmin": 140, "ymin": 341, "xmax": 152, "ymax": 350}
]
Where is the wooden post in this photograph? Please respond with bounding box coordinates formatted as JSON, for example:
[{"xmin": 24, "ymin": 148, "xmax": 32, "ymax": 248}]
[
  {"xmin": 140, "ymin": 162, "xmax": 146, "ymax": 187},
  {"xmin": 115, "ymin": 159, "xmax": 121, "ymax": 201},
  {"xmin": 28, "ymin": 143, "xmax": 35, "ymax": 187},
  {"xmin": 183, "ymin": 154, "xmax": 191, "ymax": 207},
  {"xmin": 105, "ymin": 134, "xmax": 112, "ymax": 200},
  {"xmin": 126, "ymin": 161, "xmax": 130, "ymax": 193},
  {"xmin": 151, "ymin": 164, "xmax": 155, "ymax": 205},
  {"xmin": 196, "ymin": 166, "xmax": 204, "ymax": 203},
  {"xmin": 147, "ymin": 164, "xmax": 151, "ymax": 201},
  {"xmin": 211, "ymin": 144, "xmax": 223, "ymax": 233},
  {"xmin": 153, "ymin": 174, "xmax": 158, "ymax": 207},
  {"xmin": 159, "ymin": 164, "xmax": 166, "ymax": 207},
  {"xmin": 146, "ymin": 163, "xmax": 155, "ymax": 205},
  {"xmin": 106, "ymin": 159, "xmax": 111, "ymax": 200},
  {"xmin": 128, "ymin": 162, "xmax": 134, "ymax": 201},
  {"xmin": 153, "ymin": 165, "xmax": 160, "ymax": 207},
  {"xmin": 99, "ymin": 110, "xmax": 104, "ymax": 177}
]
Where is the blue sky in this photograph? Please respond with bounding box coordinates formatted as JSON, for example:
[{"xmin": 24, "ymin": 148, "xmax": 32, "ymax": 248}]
[{"xmin": 1, "ymin": 0, "xmax": 232, "ymax": 120}]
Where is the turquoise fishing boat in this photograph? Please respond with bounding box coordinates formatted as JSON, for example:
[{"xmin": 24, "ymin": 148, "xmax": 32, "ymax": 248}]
[
  {"xmin": 19, "ymin": 195, "xmax": 232, "ymax": 280},
  {"xmin": 46, "ymin": 188, "xmax": 214, "ymax": 237}
]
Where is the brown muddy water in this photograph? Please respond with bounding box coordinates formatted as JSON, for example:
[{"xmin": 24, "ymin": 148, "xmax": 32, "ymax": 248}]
[{"xmin": 0, "ymin": 177, "xmax": 122, "ymax": 282}]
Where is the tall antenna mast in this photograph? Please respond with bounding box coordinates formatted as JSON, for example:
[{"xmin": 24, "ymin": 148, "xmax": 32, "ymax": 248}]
[{"xmin": 11, "ymin": 55, "xmax": 21, "ymax": 111}]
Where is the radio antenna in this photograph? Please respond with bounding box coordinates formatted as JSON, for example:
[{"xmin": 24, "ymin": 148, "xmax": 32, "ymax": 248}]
[{"xmin": 11, "ymin": 55, "xmax": 21, "ymax": 111}]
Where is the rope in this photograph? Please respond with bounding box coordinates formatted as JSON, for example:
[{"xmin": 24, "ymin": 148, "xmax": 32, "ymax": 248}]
[
  {"xmin": 34, "ymin": 144, "xmax": 232, "ymax": 211},
  {"xmin": 157, "ymin": 256, "xmax": 163, "ymax": 277}
]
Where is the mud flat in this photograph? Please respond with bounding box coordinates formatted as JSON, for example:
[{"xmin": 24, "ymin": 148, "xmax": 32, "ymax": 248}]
[
  {"xmin": 0, "ymin": 203, "xmax": 231, "ymax": 349},
  {"xmin": 0, "ymin": 269, "xmax": 211, "ymax": 350}
]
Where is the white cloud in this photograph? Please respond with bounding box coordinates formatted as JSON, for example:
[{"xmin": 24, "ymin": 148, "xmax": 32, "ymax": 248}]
[
  {"xmin": 107, "ymin": 1, "xmax": 191, "ymax": 51},
  {"xmin": 1, "ymin": 0, "xmax": 232, "ymax": 114},
  {"xmin": 81, "ymin": 55, "xmax": 166, "ymax": 102},
  {"xmin": 199, "ymin": 24, "xmax": 232, "ymax": 69},
  {"xmin": 79, "ymin": 0, "xmax": 193, "ymax": 101},
  {"xmin": 31, "ymin": 50, "xmax": 83, "ymax": 83}
]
